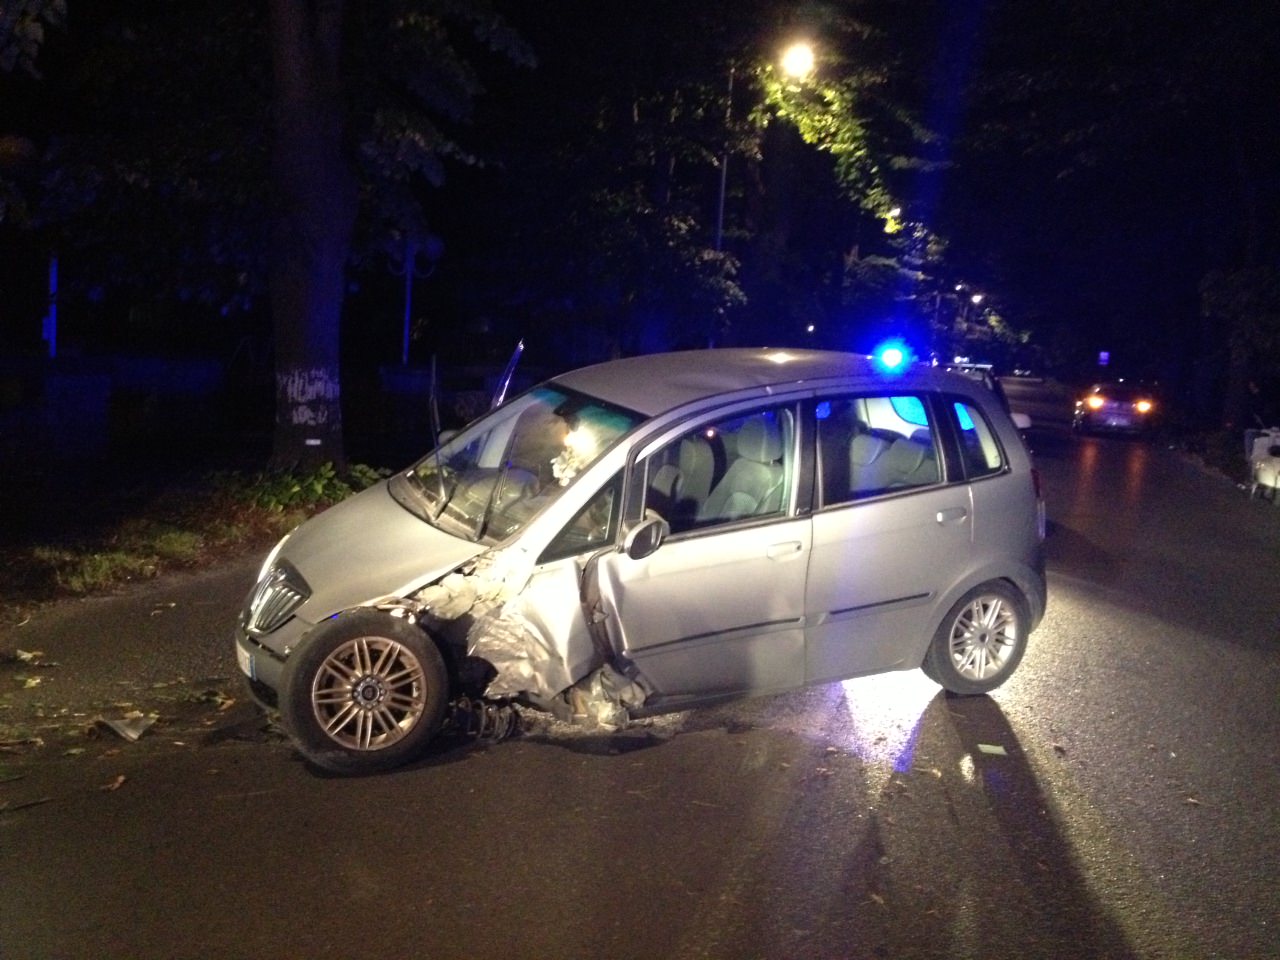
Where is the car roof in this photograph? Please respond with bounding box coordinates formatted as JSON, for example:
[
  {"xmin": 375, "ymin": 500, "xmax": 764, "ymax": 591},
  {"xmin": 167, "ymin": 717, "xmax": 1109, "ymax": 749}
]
[{"xmin": 549, "ymin": 348, "xmax": 966, "ymax": 417}]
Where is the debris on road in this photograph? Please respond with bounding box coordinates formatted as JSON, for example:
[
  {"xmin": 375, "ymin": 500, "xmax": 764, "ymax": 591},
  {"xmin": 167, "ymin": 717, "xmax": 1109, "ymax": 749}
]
[
  {"xmin": 977, "ymin": 743, "xmax": 1008, "ymax": 756},
  {"xmin": 0, "ymin": 649, "xmax": 59, "ymax": 668},
  {"xmin": 100, "ymin": 774, "xmax": 127, "ymax": 792},
  {"xmin": 94, "ymin": 713, "xmax": 157, "ymax": 742}
]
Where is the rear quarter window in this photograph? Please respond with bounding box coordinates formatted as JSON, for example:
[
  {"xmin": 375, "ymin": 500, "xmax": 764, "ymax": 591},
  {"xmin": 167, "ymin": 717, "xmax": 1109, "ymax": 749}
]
[{"xmin": 951, "ymin": 398, "xmax": 1005, "ymax": 479}]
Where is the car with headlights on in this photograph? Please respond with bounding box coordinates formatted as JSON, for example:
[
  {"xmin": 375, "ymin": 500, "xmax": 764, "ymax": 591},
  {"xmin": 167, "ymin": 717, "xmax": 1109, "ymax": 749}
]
[
  {"xmin": 1072, "ymin": 381, "xmax": 1158, "ymax": 435},
  {"xmin": 235, "ymin": 348, "xmax": 1047, "ymax": 774}
]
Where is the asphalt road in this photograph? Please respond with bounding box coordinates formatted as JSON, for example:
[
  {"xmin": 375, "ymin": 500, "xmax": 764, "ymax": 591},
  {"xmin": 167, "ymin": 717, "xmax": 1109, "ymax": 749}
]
[{"xmin": 2, "ymin": 429, "xmax": 1278, "ymax": 959}]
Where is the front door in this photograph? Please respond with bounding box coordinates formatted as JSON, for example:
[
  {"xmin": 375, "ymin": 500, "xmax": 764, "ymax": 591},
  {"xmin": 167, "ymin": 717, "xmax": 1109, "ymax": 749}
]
[{"xmin": 593, "ymin": 405, "xmax": 811, "ymax": 701}]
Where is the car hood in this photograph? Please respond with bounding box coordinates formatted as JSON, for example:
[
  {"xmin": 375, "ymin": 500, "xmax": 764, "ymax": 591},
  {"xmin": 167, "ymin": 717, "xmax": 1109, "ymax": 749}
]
[{"xmin": 280, "ymin": 480, "xmax": 487, "ymax": 623}]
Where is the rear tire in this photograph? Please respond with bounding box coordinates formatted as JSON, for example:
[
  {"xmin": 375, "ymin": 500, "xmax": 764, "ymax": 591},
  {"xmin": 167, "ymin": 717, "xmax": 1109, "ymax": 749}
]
[
  {"xmin": 281, "ymin": 608, "xmax": 448, "ymax": 774},
  {"xmin": 922, "ymin": 582, "xmax": 1029, "ymax": 695}
]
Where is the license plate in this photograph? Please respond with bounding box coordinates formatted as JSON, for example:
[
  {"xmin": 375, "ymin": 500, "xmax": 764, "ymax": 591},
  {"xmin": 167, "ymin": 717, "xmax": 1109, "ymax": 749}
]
[{"xmin": 236, "ymin": 640, "xmax": 256, "ymax": 680}]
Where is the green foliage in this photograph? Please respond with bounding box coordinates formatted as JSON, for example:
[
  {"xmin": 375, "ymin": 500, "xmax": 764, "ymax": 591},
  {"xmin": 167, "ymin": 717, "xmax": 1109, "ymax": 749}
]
[
  {"xmin": 757, "ymin": 68, "xmax": 896, "ymax": 218},
  {"xmin": 2, "ymin": 463, "xmax": 389, "ymax": 607},
  {"xmin": 212, "ymin": 461, "xmax": 389, "ymax": 513}
]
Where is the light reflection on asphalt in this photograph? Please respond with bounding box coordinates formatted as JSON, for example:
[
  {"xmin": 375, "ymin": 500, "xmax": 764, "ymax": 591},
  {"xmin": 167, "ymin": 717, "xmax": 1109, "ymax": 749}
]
[{"xmin": 838, "ymin": 669, "xmax": 938, "ymax": 770}]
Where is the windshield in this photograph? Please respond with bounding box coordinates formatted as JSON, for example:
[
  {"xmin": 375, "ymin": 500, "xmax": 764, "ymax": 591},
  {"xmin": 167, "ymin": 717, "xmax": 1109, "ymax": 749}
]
[{"xmin": 401, "ymin": 386, "xmax": 644, "ymax": 544}]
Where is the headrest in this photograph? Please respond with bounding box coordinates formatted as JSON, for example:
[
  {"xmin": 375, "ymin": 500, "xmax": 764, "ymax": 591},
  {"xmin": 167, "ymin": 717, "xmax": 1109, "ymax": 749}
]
[
  {"xmin": 883, "ymin": 438, "xmax": 927, "ymax": 473},
  {"xmin": 678, "ymin": 436, "xmax": 713, "ymax": 475},
  {"xmin": 737, "ymin": 416, "xmax": 783, "ymax": 463},
  {"xmin": 850, "ymin": 433, "xmax": 891, "ymax": 466}
]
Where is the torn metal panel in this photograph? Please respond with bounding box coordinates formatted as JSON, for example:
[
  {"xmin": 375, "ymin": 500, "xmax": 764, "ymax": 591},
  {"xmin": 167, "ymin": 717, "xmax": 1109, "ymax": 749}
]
[
  {"xmin": 397, "ymin": 549, "xmax": 590, "ymax": 703},
  {"xmin": 566, "ymin": 664, "xmax": 649, "ymax": 728},
  {"xmin": 399, "ymin": 547, "xmax": 651, "ymax": 725},
  {"xmin": 466, "ymin": 606, "xmax": 566, "ymax": 699}
]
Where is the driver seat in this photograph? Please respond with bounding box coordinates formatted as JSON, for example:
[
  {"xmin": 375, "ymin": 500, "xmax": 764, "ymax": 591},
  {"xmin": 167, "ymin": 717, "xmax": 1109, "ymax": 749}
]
[{"xmin": 698, "ymin": 416, "xmax": 785, "ymax": 523}]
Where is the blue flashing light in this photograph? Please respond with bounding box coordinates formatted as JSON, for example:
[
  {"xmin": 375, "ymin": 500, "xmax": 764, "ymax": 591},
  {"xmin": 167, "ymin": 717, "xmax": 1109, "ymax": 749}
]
[{"xmin": 873, "ymin": 339, "xmax": 913, "ymax": 374}]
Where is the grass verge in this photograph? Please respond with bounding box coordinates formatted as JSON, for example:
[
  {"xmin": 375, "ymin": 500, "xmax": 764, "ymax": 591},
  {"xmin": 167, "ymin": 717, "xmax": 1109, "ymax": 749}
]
[{"xmin": 0, "ymin": 462, "xmax": 388, "ymax": 625}]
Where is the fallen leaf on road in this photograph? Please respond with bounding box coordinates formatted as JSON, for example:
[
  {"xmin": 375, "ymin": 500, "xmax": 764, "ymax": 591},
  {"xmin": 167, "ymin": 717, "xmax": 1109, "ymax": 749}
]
[
  {"xmin": 1053, "ymin": 743, "xmax": 1068, "ymax": 756},
  {"xmin": 100, "ymin": 775, "xmax": 127, "ymax": 792},
  {"xmin": 20, "ymin": 676, "xmax": 42, "ymax": 689},
  {"xmin": 1185, "ymin": 796, "xmax": 1201, "ymax": 807},
  {"xmin": 0, "ymin": 736, "xmax": 44, "ymax": 752}
]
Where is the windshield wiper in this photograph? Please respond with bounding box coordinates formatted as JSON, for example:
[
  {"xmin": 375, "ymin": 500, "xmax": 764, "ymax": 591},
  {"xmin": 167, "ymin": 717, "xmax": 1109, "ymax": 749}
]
[{"xmin": 472, "ymin": 461, "xmax": 513, "ymax": 542}]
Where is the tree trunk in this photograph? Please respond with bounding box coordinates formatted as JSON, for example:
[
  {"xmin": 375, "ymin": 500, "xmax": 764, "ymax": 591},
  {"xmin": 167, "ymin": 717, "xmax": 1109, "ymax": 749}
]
[{"xmin": 267, "ymin": 0, "xmax": 357, "ymax": 470}]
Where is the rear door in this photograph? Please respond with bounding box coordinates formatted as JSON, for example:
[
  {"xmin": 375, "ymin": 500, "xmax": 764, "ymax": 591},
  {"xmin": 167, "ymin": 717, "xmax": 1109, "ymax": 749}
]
[{"xmin": 804, "ymin": 392, "xmax": 972, "ymax": 682}]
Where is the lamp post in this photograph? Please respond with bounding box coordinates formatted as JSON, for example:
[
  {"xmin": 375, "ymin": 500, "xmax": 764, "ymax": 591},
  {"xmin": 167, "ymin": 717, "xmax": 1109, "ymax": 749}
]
[{"xmin": 713, "ymin": 65, "xmax": 735, "ymax": 254}]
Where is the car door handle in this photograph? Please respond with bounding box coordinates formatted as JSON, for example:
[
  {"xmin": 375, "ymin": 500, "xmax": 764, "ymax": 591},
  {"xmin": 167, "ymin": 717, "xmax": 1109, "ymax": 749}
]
[
  {"xmin": 936, "ymin": 507, "xmax": 968, "ymax": 525},
  {"xmin": 767, "ymin": 541, "xmax": 804, "ymax": 559}
]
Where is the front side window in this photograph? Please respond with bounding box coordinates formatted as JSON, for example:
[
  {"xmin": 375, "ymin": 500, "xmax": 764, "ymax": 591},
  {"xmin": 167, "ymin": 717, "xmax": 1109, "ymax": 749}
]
[
  {"xmin": 817, "ymin": 394, "xmax": 941, "ymax": 506},
  {"xmin": 402, "ymin": 387, "xmax": 644, "ymax": 543},
  {"xmin": 641, "ymin": 405, "xmax": 795, "ymax": 534}
]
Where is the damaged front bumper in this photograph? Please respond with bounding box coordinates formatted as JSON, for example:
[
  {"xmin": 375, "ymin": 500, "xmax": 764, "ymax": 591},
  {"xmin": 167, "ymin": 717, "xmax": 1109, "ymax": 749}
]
[{"xmin": 235, "ymin": 548, "xmax": 652, "ymax": 731}]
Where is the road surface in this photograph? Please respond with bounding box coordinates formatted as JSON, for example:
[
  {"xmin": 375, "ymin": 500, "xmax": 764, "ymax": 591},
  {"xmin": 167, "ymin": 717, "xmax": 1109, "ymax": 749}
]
[{"xmin": 2, "ymin": 429, "xmax": 1277, "ymax": 959}]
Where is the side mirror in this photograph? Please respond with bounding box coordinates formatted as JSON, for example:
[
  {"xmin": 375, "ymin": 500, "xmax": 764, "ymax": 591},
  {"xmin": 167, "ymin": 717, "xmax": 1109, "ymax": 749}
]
[
  {"xmin": 1010, "ymin": 412, "xmax": 1032, "ymax": 431},
  {"xmin": 623, "ymin": 516, "xmax": 669, "ymax": 560}
]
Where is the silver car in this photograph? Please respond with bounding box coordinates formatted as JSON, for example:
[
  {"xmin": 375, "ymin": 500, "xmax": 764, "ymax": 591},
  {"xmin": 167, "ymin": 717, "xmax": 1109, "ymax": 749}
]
[{"xmin": 235, "ymin": 349, "xmax": 1047, "ymax": 773}]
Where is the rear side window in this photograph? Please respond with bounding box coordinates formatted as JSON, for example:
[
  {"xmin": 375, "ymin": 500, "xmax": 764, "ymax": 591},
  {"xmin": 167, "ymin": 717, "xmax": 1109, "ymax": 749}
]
[
  {"xmin": 952, "ymin": 399, "xmax": 1005, "ymax": 478},
  {"xmin": 816, "ymin": 394, "xmax": 941, "ymax": 505}
]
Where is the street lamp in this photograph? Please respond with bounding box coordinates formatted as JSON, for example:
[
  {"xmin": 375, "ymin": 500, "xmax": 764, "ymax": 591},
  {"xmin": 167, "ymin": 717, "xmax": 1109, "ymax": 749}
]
[{"xmin": 780, "ymin": 41, "xmax": 815, "ymax": 79}]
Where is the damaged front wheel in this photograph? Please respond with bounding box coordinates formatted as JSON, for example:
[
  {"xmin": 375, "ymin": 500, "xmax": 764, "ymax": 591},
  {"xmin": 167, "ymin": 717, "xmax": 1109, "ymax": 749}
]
[{"xmin": 280, "ymin": 608, "xmax": 448, "ymax": 774}]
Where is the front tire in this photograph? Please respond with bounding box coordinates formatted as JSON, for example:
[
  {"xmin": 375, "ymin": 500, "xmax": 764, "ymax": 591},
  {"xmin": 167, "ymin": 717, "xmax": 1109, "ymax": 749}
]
[
  {"xmin": 280, "ymin": 608, "xmax": 448, "ymax": 774},
  {"xmin": 922, "ymin": 582, "xmax": 1029, "ymax": 695}
]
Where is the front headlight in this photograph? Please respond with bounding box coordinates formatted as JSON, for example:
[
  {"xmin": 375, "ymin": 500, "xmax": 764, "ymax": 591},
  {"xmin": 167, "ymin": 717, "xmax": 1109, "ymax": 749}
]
[{"xmin": 243, "ymin": 557, "xmax": 311, "ymax": 637}]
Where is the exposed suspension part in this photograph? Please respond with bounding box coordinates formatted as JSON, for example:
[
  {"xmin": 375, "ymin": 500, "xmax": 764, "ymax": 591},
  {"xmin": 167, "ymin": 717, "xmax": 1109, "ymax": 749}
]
[{"xmin": 447, "ymin": 696, "xmax": 521, "ymax": 742}]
